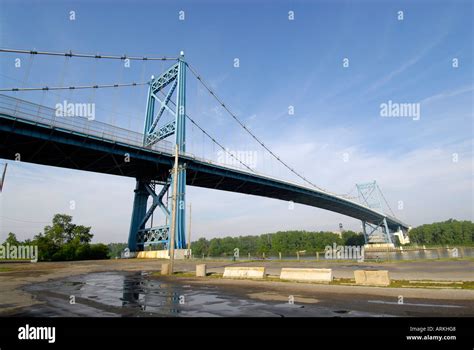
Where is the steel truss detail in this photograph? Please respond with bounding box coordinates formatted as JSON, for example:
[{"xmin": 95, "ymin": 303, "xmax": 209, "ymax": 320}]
[
  {"xmin": 128, "ymin": 179, "xmax": 171, "ymax": 251},
  {"xmin": 138, "ymin": 225, "xmax": 170, "ymax": 247}
]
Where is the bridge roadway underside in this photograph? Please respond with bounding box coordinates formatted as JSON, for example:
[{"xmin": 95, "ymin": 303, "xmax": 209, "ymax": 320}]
[{"xmin": 0, "ymin": 115, "xmax": 408, "ymax": 231}]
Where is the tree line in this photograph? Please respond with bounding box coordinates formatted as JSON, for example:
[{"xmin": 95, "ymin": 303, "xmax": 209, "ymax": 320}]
[
  {"xmin": 3, "ymin": 214, "xmax": 109, "ymax": 261},
  {"xmin": 3, "ymin": 216, "xmax": 472, "ymax": 261},
  {"xmin": 408, "ymin": 219, "xmax": 473, "ymax": 246},
  {"xmin": 190, "ymin": 219, "xmax": 474, "ymax": 257},
  {"xmin": 190, "ymin": 230, "xmax": 365, "ymax": 257}
]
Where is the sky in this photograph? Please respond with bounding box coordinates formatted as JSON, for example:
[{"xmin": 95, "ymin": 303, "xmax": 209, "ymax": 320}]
[{"xmin": 0, "ymin": 0, "xmax": 472, "ymax": 243}]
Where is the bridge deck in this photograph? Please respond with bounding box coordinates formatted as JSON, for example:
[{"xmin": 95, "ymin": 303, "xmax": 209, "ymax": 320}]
[{"xmin": 0, "ymin": 94, "xmax": 409, "ymax": 231}]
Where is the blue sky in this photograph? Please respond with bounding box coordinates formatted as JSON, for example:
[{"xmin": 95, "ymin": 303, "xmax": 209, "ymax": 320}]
[{"xmin": 0, "ymin": 0, "xmax": 472, "ymax": 242}]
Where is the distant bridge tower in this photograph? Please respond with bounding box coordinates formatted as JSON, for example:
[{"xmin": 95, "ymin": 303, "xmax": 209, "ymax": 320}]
[
  {"xmin": 356, "ymin": 181, "xmax": 395, "ymax": 245},
  {"xmin": 128, "ymin": 52, "xmax": 187, "ymax": 252}
]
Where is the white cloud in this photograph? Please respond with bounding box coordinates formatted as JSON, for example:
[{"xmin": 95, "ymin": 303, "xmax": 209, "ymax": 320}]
[{"xmin": 419, "ymin": 85, "xmax": 474, "ymax": 106}]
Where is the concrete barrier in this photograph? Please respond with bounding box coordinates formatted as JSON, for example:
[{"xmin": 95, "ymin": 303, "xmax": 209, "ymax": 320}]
[
  {"xmin": 196, "ymin": 264, "xmax": 207, "ymax": 277},
  {"xmin": 137, "ymin": 250, "xmax": 161, "ymax": 259},
  {"xmin": 137, "ymin": 249, "xmax": 190, "ymax": 259},
  {"xmin": 280, "ymin": 268, "xmax": 332, "ymax": 282},
  {"xmin": 354, "ymin": 270, "xmax": 390, "ymax": 286},
  {"xmin": 161, "ymin": 263, "xmax": 170, "ymax": 275},
  {"xmin": 223, "ymin": 267, "xmax": 265, "ymax": 279}
]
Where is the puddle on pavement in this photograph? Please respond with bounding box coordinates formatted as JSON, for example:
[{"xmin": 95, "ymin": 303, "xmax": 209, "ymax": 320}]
[{"xmin": 22, "ymin": 271, "xmax": 378, "ymax": 317}]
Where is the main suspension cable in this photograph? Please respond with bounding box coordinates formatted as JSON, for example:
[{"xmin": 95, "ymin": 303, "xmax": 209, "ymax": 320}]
[
  {"xmin": 187, "ymin": 62, "xmax": 326, "ymax": 191},
  {"xmin": 0, "ymin": 48, "xmax": 178, "ymax": 61},
  {"xmin": 0, "ymin": 82, "xmax": 147, "ymax": 92}
]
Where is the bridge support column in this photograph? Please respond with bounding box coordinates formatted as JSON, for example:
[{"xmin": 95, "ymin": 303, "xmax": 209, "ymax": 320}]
[
  {"xmin": 128, "ymin": 180, "xmax": 149, "ymax": 251},
  {"xmin": 170, "ymin": 164, "xmax": 186, "ymax": 249},
  {"xmin": 361, "ymin": 221, "xmax": 368, "ymax": 244},
  {"xmin": 383, "ymin": 217, "xmax": 393, "ymax": 245},
  {"xmin": 172, "ymin": 53, "xmax": 187, "ymax": 250},
  {"xmin": 127, "ymin": 179, "xmax": 173, "ymax": 252}
]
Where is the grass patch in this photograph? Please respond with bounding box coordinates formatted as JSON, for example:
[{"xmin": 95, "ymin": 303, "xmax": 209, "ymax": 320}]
[
  {"xmin": 0, "ymin": 266, "xmax": 13, "ymax": 272},
  {"xmin": 171, "ymin": 272, "xmax": 195, "ymax": 278},
  {"xmin": 390, "ymin": 279, "xmax": 474, "ymax": 290},
  {"xmin": 331, "ymin": 278, "xmax": 354, "ymax": 285},
  {"xmin": 150, "ymin": 271, "xmax": 223, "ymax": 278},
  {"xmin": 330, "ymin": 278, "xmax": 474, "ymax": 290},
  {"xmin": 357, "ymin": 257, "xmax": 474, "ymax": 264}
]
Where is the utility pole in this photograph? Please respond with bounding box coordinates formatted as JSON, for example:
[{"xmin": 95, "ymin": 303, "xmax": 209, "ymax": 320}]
[
  {"xmin": 168, "ymin": 144, "xmax": 179, "ymax": 275},
  {"xmin": 0, "ymin": 163, "xmax": 7, "ymax": 193},
  {"xmin": 187, "ymin": 203, "xmax": 192, "ymax": 258}
]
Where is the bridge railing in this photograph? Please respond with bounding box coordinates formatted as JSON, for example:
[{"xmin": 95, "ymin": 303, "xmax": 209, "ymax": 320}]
[
  {"xmin": 0, "ymin": 94, "xmax": 267, "ymax": 174},
  {"xmin": 0, "ymin": 94, "xmax": 175, "ymax": 155}
]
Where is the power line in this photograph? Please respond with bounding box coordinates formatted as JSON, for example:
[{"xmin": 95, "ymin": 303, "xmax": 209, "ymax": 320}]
[
  {"xmin": 0, "ymin": 48, "xmax": 178, "ymax": 61},
  {"xmin": 0, "ymin": 216, "xmax": 50, "ymax": 224},
  {"xmin": 187, "ymin": 62, "xmax": 326, "ymax": 191},
  {"xmin": 0, "ymin": 82, "xmax": 147, "ymax": 92}
]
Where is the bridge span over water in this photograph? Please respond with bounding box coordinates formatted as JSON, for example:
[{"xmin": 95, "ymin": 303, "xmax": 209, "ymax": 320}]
[{"xmin": 0, "ymin": 94, "xmax": 409, "ymax": 249}]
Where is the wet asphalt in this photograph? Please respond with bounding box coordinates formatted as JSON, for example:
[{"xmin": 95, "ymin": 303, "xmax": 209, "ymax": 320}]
[{"xmin": 14, "ymin": 271, "xmax": 473, "ymax": 317}]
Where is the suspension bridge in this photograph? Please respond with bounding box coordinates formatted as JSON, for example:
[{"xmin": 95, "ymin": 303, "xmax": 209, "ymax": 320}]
[{"xmin": 0, "ymin": 48, "xmax": 410, "ymax": 252}]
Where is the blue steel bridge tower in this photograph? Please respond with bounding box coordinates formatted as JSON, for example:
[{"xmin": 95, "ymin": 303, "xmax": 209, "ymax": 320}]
[
  {"xmin": 127, "ymin": 52, "xmax": 187, "ymax": 252},
  {"xmin": 357, "ymin": 181, "xmax": 394, "ymax": 245}
]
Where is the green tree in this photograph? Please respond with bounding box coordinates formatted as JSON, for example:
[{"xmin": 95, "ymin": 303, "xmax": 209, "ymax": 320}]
[
  {"xmin": 256, "ymin": 234, "xmax": 272, "ymax": 255},
  {"xmin": 190, "ymin": 238, "xmax": 210, "ymax": 256},
  {"xmin": 30, "ymin": 214, "xmax": 106, "ymax": 261},
  {"xmin": 43, "ymin": 214, "xmax": 92, "ymax": 245},
  {"xmin": 88, "ymin": 244, "xmax": 109, "ymax": 260},
  {"xmin": 408, "ymin": 219, "xmax": 474, "ymax": 245},
  {"xmin": 33, "ymin": 233, "xmax": 59, "ymax": 261},
  {"xmin": 342, "ymin": 231, "xmax": 365, "ymax": 246},
  {"xmin": 208, "ymin": 238, "xmax": 222, "ymax": 256},
  {"xmin": 3, "ymin": 232, "xmax": 20, "ymax": 246},
  {"xmin": 107, "ymin": 243, "xmax": 128, "ymax": 258}
]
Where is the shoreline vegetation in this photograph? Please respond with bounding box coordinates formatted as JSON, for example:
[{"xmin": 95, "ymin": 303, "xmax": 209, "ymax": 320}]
[{"xmin": 2, "ymin": 215, "xmax": 473, "ymax": 262}]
